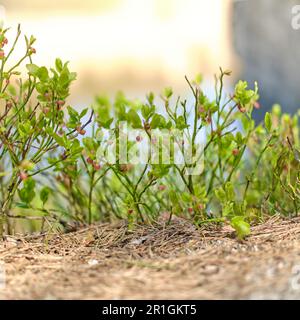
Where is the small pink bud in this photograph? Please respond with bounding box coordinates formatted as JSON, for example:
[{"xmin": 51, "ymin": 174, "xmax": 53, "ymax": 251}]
[
  {"xmin": 197, "ymin": 204, "xmax": 204, "ymax": 210},
  {"xmin": 76, "ymin": 126, "xmax": 86, "ymax": 135},
  {"xmin": 158, "ymin": 184, "xmax": 166, "ymax": 191},
  {"xmin": 232, "ymin": 149, "xmax": 239, "ymax": 156},
  {"xmin": 86, "ymin": 158, "xmax": 93, "ymax": 164},
  {"xmin": 19, "ymin": 172, "xmax": 28, "ymax": 181},
  {"xmin": 43, "ymin": 107, "xmax": 50, "ymax": 114},
  {"xmin": 198, "ymin": 106, "xmax": 205, "ymax": 113},
  {"xmin": 93, "ymin": 163, "xmax": 101, "ymax": 171},
  {"xmin": 57, "ymin": 100, "xmax": 65, "ymax": 107},
  {"xmin": 238, "ymin": 105, "xmax": 246, "ymax": 113},
  {"xmin": 254, "ymin": 101, "xmax": 260, "ymax": 109}
]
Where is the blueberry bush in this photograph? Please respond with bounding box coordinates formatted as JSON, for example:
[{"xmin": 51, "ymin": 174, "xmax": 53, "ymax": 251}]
[{"xmin": 1, "ymin": 26, "xmax": 299, "ymax": 239}]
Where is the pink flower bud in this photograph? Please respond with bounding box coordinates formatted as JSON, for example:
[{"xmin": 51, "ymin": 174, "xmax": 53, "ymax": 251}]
[
  {"xmin": 253, "ymin": 101, "xmax": 260, "ymax": 109},
  {"xmin": 93, "ymin": 163, "xmax": 101, "ymax": 171},
  {"xmin": 158, "ymin": 185, "xmax": 166, "ymax": 191},
  {"xmin": 232, "ymin": 149, "xmax": 239, "ymax": 156},
  {"xmin": 57, "ymin": 100, "xmax": 65, "ymax": 106},
  {"xmin": 19, "ymin": 172, "xmax": 28, "ymax": 181},
  {"xmin": 86, "ymin": 158, "xmax": 93, "ymax": 164}
]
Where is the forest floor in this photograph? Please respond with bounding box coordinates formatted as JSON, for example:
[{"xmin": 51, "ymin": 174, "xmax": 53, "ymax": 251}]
[{"xmin": 1, "ymin": 215, "xmax": 300, "ymax": 299}]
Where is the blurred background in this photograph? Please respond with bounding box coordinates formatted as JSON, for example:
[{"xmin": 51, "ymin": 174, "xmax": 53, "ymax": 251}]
[{"xmin": 1, "ymin": 0, "xmax": 300, "ymax": 119}]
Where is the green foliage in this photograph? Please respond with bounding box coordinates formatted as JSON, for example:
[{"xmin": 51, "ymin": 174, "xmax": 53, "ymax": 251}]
[{"xmin": 1, "ymin": 26, "xmax": 300, "ymax": 240}]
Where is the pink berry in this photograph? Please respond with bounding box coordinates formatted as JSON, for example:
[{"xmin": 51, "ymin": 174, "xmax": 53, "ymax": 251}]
[
  {"xmin": 43, "ymin": 107, "xmax": 50, "ymax": 114},
  {"xmin": 198, "ymin": 106, "xmax": 205, "ymax": 113},
  {"xmin": 197, "ymin": 204, "xmax": 204, "ymax": 210},
  {"xmin": 232, "ymin": 149, "xmax": 239, "ymax": 156},
  {"xmin": 93, "ymin": 163, "xmax": 101, "ymax": 171},
  {"xmin": 76, "ymin": 127, "xmax": 86, "ymax": 135},
  {"xmin": 136, "ymin": 135, "xmax": 142, "ymax": 142},
  {"xmin": 158, "ymin": 185, "xmax": 166, "ymax": 191},
  {"xmin": 57, "ymin": 100, "xmax": 65, "ymax": 107},
  {"xmin": 86, "ymin": 158, "xmax": 93, "ymax": 164},
  {"xmin": 254, "ymin": 101, "xmax": 260, "ymax": 109},
  {"xmin": 238, "ymin": 105, "xmax": 246, "ymax": 113},
  {"xmin": 19, "ymin": 172, "xmax": 28, "ymax": 181}
]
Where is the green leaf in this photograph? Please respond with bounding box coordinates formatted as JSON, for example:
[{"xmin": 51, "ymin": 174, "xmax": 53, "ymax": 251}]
[
  {"xmin": 147, "ymin": 92, "xmax": 155, "ymax": 105},
  {"xmin": 230, "ymin": 216, "xmax": 251, "ymax": 239},
  {"xmin": 127, "ymin": 109, "xmax": 142, "ymax": 128},
  {"xmin": 215, "ymin": 187, "xmax": 226, "ymax": 203},
  {"xmin": 225, "ymin": 182, "xmax": 235, "ymax": 201},
  {"xmin": 194, "ymin": 73, "xmax": 203, "ymax": 85},
  {"xmin": 163, "ymin": 87, "xmax": 173, "ymax": 99},
  {"xmin": 181, "ymin": 192, "xmax": 192, "ymax": 203},
  {"xmin": 94, "ymin": 96, "xmax": 112, "ymax": 128},
  {"xmin": 222, "ymin": 202, "xmax": 233, "ymax": 217},
  {"xmin": 37, "ymin": 67, "xmax": 49, "ymax": 82},
  {"xmin": 40, "ymin": 187, "xmax": 51, "ymax": 205},
  {"xmin": 80, "ymin": 108, "xmax": 88, "ymax": 118},
  {"xmin": 15, "ymin": 202, "xmax": 30, "ymax": 209},
  {"xmin": 83, "ymin": 137, "xmax": 97, "ymax": 152},
  {"xmin": 141, "ymin": 104, "xmax": 155, "ymax": 120},
  {"xmin": 175, "ymin": 115, "xmax": 188, "ymax": 130},
  {"xmin": 150, "ymin": 113, "xmax": 161, "ymax": 129},
  {"xmin": 150, "ymin": 164, "xmax": 170, "ymax": 178},
  {"xmin": 7, "ymin": 85, "xmax": 17, "ymax": 96},
  {"xmin": 18, "ymin": 178, "xmax": 36, "ymax": 204},
  {"xmin": 235, "ymin": 132, "xmax": 244, "ymax": 146},
  {"xmin": 264, "ymin": 112, "xmax": 272, "ymax": 132},
  {"xmin": 26, "ymin": 63, "xmax": 39, "ymax": 76},
  {"xmin": 150, "ymin": 114, "xmax": 167, "ymax": 129},
  {"xmin": 55, "ymin": 58, "xmax": 63, "ymax": 72}
]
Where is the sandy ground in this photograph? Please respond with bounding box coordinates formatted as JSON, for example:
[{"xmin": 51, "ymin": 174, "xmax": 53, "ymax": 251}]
[{"xmin": 1, "ymin": 215, "xmax": 300, "ymax": 299}]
